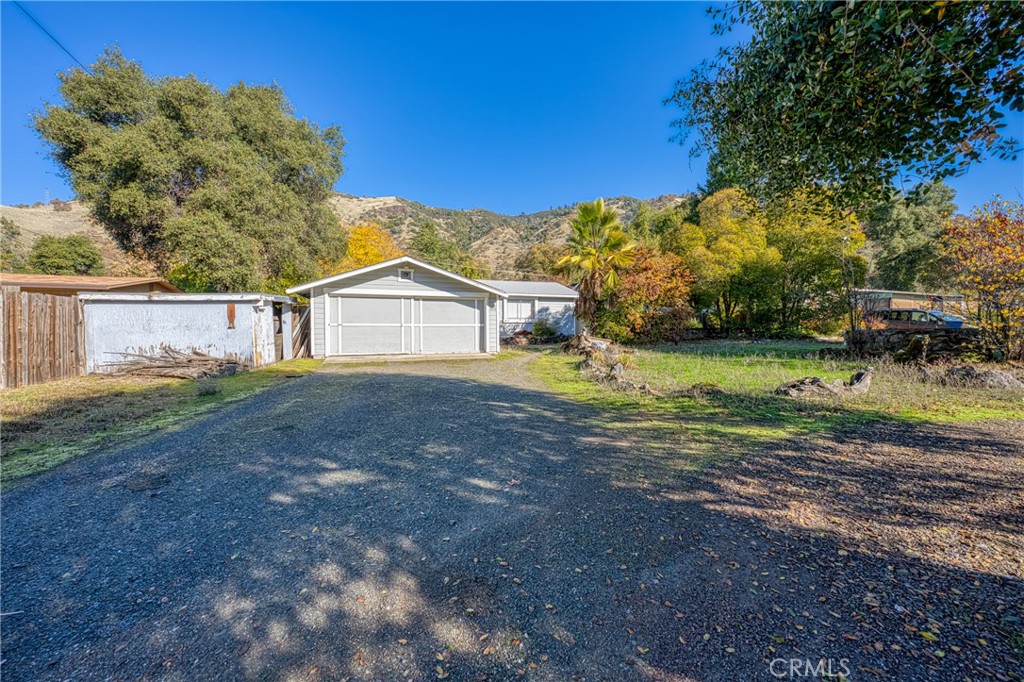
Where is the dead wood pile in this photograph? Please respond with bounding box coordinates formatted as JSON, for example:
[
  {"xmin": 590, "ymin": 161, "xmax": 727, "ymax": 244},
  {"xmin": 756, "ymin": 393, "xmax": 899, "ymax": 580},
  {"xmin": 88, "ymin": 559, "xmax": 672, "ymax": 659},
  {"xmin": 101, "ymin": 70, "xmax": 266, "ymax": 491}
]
[
  {"xmin": 105, "ymin": 347, "xmax": 246, "ymax": 379},
  {"xmin": 562, "ymin": 333, "xmax": 655, "ymax": 394},
  {"xmin": 775, "ymin": 367, "xmax": 874, "ymax": 398},
  {"xmin": 921, "ymin": 364, "xmax": 1024, "ymax": 391}
]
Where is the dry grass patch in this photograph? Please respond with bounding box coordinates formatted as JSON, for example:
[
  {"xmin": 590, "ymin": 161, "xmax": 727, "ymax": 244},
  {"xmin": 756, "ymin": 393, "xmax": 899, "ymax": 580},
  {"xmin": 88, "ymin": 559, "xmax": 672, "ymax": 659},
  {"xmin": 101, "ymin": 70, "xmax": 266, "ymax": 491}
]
[{"xmin": 0, "ymin": 359, "xmax": 322, "ymax": 484}]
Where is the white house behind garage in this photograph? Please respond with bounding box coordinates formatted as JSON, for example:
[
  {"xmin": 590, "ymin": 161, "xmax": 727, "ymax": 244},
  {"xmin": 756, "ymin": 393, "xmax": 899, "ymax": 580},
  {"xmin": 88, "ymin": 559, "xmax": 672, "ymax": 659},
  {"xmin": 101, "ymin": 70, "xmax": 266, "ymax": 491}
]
[
  {"xmin": 287, "ymin": 256, "xmax": 579, "ymax": 358},
  {"xmin": 479, "ymin": 279, "xmax": 580, "ymax": 337}
]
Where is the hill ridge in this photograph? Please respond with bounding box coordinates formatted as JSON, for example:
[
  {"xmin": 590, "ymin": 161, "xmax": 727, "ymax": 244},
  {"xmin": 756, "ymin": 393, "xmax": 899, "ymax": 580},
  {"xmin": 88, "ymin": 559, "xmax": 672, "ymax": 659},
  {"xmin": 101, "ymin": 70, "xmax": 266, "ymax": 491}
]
[{"xmin": 2, "ymin": 192, "xmax": 690, "ymax": 276}]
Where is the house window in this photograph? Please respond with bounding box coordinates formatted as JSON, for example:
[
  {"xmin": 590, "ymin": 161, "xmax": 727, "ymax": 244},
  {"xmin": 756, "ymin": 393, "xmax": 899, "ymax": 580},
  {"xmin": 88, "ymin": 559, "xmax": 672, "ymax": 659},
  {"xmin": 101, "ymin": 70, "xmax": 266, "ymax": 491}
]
[
  {"xmin": 399, "ymin": 269, "xmax": 414, "ymax": 281},
  {"xmin": 506, "ymin": 298, "xmax": 534, "ymax": 322}
]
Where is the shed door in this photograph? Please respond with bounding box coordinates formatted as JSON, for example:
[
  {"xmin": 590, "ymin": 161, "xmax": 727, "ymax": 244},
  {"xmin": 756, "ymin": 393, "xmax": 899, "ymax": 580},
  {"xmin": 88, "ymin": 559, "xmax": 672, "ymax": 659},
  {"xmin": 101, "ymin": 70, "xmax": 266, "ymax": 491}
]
[{"xmin": 329, "ymin": 296, "xmax": 482, "ymax": 356}]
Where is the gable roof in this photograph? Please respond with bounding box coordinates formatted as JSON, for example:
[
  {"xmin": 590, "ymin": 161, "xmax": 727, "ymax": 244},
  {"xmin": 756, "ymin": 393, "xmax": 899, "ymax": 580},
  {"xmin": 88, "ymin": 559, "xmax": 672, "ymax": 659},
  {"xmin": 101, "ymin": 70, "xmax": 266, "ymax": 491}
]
[
  {"xmin": 477, "ymin": 279, "xmax": 578, "ymax": 299},
  {"xmin": 285, "ymin": 256, "xmax": 508, "ymax": 296},
  {"xmin": 0, "ymin": 272, "xmax": 181, "ymax": 293}
]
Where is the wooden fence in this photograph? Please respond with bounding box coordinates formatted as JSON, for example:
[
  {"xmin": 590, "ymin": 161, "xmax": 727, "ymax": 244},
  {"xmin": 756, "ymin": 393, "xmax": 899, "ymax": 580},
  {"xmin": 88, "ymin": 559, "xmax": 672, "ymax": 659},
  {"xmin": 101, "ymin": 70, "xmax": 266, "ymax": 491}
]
[
  {"xmin": 292, "ymin": 305, "xmax": 310, "ymax": 358},
  {"xmin": 1, "ymin": 287, "xmax": 85, "ymax": 389}
]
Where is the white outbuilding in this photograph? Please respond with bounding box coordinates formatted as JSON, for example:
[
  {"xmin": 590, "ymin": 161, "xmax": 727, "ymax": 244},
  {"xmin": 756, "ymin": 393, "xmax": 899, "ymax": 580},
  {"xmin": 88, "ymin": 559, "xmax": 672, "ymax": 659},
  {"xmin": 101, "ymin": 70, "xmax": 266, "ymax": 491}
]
[
  {"xmin": 80, "ymin": 292, "xmax": 294, "ymax": 373},
  {"xmin": 286, "ymin": 256, "xmax": 579, "ymax": 358}
]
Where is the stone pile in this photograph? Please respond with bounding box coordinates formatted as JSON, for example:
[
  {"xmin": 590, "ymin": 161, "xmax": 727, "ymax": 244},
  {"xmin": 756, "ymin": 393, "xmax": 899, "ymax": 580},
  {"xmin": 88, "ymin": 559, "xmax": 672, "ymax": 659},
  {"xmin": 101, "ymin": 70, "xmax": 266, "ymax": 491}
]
[{"xmin": 845, "ymin": 328, "xmax": 993, "ymax": 361}]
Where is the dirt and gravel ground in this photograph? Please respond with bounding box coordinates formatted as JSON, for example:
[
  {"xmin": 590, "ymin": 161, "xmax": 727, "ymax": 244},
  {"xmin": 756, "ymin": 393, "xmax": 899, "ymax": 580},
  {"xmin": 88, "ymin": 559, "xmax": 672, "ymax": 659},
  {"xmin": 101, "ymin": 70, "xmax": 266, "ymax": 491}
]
[{"xmin": 2, "ymin": 355, "xmax": 1021, "ymax": 681}]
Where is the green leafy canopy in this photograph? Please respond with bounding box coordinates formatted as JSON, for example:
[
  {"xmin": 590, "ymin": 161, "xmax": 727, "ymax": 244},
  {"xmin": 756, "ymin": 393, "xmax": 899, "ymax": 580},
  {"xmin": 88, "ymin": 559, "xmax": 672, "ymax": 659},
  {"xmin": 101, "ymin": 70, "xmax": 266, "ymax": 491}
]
[
  {"xmin": 28, "ymin": 235, "xmax": 105, "ymax": 276},
  {"xmin": 34, "ymin": 48, "xmax": 347, "ymax": 292},
  {"xmin": 668, "ymin": 1, "xmax": 1024, "ymax": 208}
]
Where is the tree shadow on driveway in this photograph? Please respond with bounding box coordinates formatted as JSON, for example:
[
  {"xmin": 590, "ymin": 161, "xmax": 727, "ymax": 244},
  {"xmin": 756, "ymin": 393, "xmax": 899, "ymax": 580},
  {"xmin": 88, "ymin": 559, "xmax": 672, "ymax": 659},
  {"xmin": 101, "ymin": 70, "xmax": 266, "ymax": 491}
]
[{"xmin": 1, "ymin": 363, "xmax": 1021, "ymax": 681}]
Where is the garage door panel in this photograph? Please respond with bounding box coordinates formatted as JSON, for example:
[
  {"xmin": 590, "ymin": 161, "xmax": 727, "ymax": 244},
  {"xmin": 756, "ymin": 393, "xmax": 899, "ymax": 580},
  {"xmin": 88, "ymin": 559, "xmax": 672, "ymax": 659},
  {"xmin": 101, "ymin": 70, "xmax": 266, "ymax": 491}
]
[
  {"xmin": 421, "ymin": 298, "xmax": 478, "ymax": 325},
  {"xmin": 421, "ymin": 326, "xmax": 478, "ymax": 354},
  {"xmin": 330, "ymin": 295, "xmax": 482, "ymax": 356},
  {"xmin": 340, "ymin": 297, "xmax": 402, "ymax": 324},
  {"xmin": 340, "ymin": 325, "xmax": 403, "ymax": 354}
]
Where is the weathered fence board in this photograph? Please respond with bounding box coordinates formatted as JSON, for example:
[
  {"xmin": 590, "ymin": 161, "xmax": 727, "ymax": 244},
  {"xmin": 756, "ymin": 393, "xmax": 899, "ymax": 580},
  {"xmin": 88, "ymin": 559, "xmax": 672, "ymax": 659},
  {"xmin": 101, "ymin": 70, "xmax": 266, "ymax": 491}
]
[
  {"xmin": 1, "ymin": 287, "xmax": 85, "ymax": 388},
  {"xmin": 292, "ymin": 305, "xmax": 310, "ymax": 358}
]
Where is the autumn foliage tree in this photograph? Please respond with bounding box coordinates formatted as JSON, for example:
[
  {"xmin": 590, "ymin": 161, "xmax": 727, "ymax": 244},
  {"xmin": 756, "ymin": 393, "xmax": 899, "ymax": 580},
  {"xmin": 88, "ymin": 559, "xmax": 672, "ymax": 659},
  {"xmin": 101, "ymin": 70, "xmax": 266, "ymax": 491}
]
[
  {"xmin": 324, "ymin": 223, "xmax": 403, "ymax": 274},
  {"xmin": 764, "ymin": 192, "xmax": 866, "ymax": 333},
  {"xmin": 595, "ymin": 247, "xmax": 694, "ymax": 343},
  {"xmin": 943, "ymin": 199, "xmax": 1024, "ymax": 360},
  {"xmin": 666, "ymin": 188, "xmax": 768, "ymax": 331}
]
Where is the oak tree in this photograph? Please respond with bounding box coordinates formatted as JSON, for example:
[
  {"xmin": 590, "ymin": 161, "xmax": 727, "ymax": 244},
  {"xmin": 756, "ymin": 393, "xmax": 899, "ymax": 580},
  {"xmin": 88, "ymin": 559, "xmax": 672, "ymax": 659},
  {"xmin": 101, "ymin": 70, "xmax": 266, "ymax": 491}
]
[{"xmin": 35, "ymin": 48, "xmax": 346, "ymax": 292}]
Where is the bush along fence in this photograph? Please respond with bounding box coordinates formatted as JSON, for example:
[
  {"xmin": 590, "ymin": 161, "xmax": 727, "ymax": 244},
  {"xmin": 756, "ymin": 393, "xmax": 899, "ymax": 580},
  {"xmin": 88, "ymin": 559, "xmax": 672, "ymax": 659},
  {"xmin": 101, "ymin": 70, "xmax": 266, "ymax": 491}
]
[{"xmin": 1, "ymin": 287, "xmax": 85, "ymax": 388}]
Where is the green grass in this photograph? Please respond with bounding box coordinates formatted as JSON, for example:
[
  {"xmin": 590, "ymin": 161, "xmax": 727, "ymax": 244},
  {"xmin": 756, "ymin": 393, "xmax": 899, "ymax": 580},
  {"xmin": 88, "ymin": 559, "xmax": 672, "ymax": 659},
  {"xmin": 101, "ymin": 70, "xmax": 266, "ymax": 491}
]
[
  {"xmin": 634, "ymin": 340, "xmax": 1021, "ymax": 422},
  {"xmin": 530, "ymin": 340, "xmax": 1023, "ymax": 473},
  {"xmin": 0, "ymin": 359, "xmax": 322, "ymax": 485}
]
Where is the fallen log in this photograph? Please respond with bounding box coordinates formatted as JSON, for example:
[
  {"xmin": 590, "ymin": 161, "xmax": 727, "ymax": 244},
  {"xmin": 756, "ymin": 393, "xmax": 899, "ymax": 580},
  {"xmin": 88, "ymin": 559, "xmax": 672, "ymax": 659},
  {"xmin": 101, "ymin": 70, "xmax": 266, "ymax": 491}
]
[{"xmin": 775, "ymin": 367, "xmax": 874, "ymax": 398}]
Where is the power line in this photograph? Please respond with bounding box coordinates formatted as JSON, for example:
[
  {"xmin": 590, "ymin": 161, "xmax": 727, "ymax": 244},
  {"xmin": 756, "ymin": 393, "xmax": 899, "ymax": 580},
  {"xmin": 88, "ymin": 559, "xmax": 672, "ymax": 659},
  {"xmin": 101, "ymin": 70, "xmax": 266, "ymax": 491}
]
[{"xmin": 12, "ymin": 1, "xmax": 92, "ymax": 74}]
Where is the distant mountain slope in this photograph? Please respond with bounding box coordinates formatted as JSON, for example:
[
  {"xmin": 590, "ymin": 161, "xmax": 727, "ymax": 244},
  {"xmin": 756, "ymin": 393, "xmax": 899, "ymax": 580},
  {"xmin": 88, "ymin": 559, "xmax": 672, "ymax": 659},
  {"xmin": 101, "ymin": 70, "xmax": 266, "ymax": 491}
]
[
  {"xmin": 0, "ymin": 202, "xmax": 156, "ymax": 276},
  {"xmin": 2, "ymin": 193, "xmax": 691, "ymax": 278},
  {"xmin": 328, "ymin": 193, "xmax": 689, "ymax": 274}
]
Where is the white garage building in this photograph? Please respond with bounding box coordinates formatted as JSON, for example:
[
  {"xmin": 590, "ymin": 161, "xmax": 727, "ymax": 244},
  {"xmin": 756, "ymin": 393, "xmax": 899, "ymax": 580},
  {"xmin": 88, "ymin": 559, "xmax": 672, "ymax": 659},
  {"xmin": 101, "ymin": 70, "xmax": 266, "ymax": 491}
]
[{"xmin": 286, "ymin": 256, "xmax": 578, "ymax": 358}]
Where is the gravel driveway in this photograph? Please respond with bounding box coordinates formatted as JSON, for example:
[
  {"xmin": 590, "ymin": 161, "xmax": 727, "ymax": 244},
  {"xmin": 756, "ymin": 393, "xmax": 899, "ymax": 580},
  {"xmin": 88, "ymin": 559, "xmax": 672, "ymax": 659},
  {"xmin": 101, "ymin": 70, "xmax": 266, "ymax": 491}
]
[{"xmin": 2, "ymin": 355, "xmax": 1021, "ymax": 681}]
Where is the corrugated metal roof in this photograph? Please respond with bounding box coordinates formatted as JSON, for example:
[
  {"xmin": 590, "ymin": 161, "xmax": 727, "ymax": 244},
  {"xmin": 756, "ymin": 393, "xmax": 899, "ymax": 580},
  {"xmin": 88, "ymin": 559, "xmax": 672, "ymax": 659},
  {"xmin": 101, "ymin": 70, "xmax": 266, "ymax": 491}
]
[
  {"xmin": 78, "ymin": 292, "xmax": 294, "ymax": 303},
  {"xmin": 0, "ymin": 272, "xmax": 181, "ymax": 292},
  {"xmin": 852, "ymin": 288, "xmax": 965, "ymax": 300},
  {"xmin": 477, "ymin": 279, "xmax": 578, "ymax": 297}
]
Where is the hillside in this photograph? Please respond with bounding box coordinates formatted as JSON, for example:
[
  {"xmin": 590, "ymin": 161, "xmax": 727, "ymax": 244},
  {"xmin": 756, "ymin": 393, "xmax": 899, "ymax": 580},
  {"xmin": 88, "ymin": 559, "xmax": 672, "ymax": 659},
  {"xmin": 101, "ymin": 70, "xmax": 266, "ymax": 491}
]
[
  {"xmin": 2, "ymin": 193, "xmax": 691, "ymax": 277},
  {"xmin": 328, "ymin": 193, "xmax": 689, "ymax": 275},
  {"xmin": 0, "ymin": 202, "xmax": 156, "ymax": 276}
]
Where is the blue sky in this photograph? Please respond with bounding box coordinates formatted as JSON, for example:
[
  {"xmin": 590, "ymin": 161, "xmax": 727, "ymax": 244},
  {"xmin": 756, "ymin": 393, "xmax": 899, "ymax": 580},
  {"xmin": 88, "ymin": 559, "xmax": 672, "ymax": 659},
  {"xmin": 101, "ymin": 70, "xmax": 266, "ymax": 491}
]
[{"xmin": 2, "ymin": 1, "xmax": 1022, "ymax": 215}]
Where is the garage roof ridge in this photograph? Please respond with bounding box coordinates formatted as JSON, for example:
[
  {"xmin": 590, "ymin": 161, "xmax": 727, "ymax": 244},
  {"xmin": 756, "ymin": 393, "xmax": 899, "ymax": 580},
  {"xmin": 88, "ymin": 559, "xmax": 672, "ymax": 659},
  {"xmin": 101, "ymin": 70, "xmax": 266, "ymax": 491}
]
[{"xmin": 285, "ymin": 256, "xmax": 509, "ymax": 297}]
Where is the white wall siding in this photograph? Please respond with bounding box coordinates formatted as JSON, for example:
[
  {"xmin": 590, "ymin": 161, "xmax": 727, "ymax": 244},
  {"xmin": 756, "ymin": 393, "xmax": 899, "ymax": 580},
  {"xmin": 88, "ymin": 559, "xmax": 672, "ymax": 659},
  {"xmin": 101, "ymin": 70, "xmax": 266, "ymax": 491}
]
[
  {"xmin": 311, "ymin": 287, "xmax": 326, "ymax": 358},
  {"xmin": 83, "ymin": 300, "xmax": 255, "ymax": 373},
  {"xmin": 487, "ymin": 298, "xmax": 498, "ymax": 352},
  {"xmin": 324, "ymin": 265, "xmax": 489, "ymax": 298},
  {"xmin": 280, "ymin": 303, "xmax": 294, "ymax": 361},
  {"xmin": 536, "ymin": 299, "xmax": 577, "ymax": 335},
  {"xmin": 82, "ymin": 295, "xmax": 292, "ymax": 372},
  {"xmin": 498, "ymin": 297, "xmax": 578, "ymax": 337},
  {"xmin": 252, "ymin": 303, "xmax": 277, "ymax": 367}
]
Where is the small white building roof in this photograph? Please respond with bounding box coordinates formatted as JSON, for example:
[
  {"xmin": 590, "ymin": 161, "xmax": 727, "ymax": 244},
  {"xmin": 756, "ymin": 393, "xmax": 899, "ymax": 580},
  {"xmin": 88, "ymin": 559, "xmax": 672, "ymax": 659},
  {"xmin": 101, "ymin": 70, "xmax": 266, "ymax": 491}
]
[
  {"xmin": 78, "ymin": 292, "xmax": 294, "ymax": 304},
  {"xmin": 477, "ymin": 280, "xmax": 578, "ymax": 299}
]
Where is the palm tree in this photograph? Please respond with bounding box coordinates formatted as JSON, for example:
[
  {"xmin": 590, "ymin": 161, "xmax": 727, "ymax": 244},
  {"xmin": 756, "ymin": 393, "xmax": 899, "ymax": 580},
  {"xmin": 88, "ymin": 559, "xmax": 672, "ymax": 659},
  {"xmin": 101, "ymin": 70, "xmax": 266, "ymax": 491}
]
[{"xmin": 558, "ymin": 198, "xmax": 637, "ymax": 330}]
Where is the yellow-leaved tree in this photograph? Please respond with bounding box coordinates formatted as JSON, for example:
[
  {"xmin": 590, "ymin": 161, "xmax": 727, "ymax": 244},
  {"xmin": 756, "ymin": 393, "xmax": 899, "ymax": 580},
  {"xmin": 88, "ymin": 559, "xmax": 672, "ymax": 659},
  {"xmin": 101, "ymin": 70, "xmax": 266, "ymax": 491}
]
[
  {"xmin": 665, "ymin": 188, "xmax": 770, "ymax": 331},
  {"xmin": 322, "ymin": 223, "xmax": 404, "ymax": 275}
]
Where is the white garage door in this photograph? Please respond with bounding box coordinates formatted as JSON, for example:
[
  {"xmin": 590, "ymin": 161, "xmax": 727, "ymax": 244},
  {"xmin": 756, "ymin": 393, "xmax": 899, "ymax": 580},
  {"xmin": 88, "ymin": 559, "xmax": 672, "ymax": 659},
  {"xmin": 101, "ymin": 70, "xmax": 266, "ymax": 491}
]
[{"xmin": 328, "ymin": 296, "xmax": 483, "ymax": 355}]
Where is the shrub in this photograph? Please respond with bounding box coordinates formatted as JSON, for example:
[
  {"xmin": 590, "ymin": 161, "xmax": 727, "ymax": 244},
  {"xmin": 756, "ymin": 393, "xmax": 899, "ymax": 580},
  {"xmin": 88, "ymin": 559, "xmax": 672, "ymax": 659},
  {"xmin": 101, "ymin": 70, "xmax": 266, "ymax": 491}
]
[
  {"xmin": 943, "ymin": 199, "xmax": 1024, "ymax": 361},
  {"xmin": 595, "ymin": 247, "xmax": 695, "ymax": 343},
  {"xmin": 194, "ymin": 377, "xmax": 223, "ymax": 396},
  {"xmin": 1, "ymin": 217, "xmax": 27, "ymax": 272},
  {"xmin": 28, "ymin": 235, "xmax": 105, "ymax": 276},
  {"xmin": 532, "ymin": 319, "xmax": 558, "ymax": 341}
]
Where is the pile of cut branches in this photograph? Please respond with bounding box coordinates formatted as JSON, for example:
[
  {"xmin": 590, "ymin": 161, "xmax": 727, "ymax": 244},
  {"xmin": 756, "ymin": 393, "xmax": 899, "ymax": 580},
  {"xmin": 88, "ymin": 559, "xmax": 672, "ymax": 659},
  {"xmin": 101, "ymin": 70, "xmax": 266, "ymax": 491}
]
[{"xmin": 105, "ymin": 347, "xmax": 246, "ymax": 379}]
